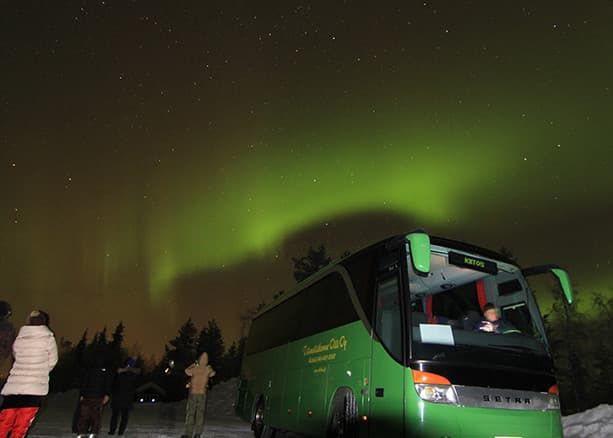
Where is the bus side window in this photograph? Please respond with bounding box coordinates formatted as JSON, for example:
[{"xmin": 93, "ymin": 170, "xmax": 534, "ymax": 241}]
[{"xmin": 374, "ymin": 275, "xmax": 402, "ymax": 361}]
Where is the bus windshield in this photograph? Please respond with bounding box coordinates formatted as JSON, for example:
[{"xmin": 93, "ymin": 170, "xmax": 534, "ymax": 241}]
[{"xmin": 408, "ymin": 244, "xmax": 550, "ymax": 362}]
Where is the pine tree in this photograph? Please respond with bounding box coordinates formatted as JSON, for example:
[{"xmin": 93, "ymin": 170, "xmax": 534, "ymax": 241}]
[
  {"xmin": 80, "ymin": 327, "xmax": 110, "ymax": 367},
  {"xmin": 49, "ymin": 338, "xmax": 76, "ymax": 392},
  {"xmin": 499, "ymin": 246, "xmax": 519, "ymax": 264},
  {"xmin": 221, "ymin": 338, "xmax": 245, "ymax": 381},
  {"xmin": 76, "ymin": 331, "xmax": 87, "ymax": 348},
  {"xmin": 50, "ymin": 330, "xmax": 88, "ymax": 392},
  {"xmin": 592, "ymin": 293, "xmax": 613, "ymax": 405},
  {"xmin": 96, "ymin": 327, "xmax": 108, "ymax": 347},
  {"xmin": 166, "ymin": 318, "xmax": 198, "ymax": 370},
  {"xmin": 156, "ymin": 318, "xmax": 198, "ymax": 401},
  {"xmin": 110, "ymin": 322, "xmax": 124, "ymax": 350},
  {"xmin": 109, "ymin": 322, "xmax": 125, "ymax": 366},
  {"xmin": 57, "ymin": 337, "xmax": 73, "ymax": 355},
  {"xmin": 292, "ymin": 244, "xmax": 331, "ymax": 282},
  {"xmin": 547, "ymin": 289, "xmax": 589, "ymax": 413},
  {"xmin": 197, "ymin": 319, "xmax": 225, "ymax": 370}
]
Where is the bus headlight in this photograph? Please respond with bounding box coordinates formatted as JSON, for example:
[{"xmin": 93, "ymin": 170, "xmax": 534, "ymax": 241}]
[{"xmin": 415, "ymin": 384, "xmax": 458, "ymax": 404}]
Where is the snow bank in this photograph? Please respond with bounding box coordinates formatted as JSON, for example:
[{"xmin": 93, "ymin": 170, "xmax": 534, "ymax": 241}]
[
  {"xmin": 208, "ymin": 377, "xmax": 241, "ymax": 417},
  {"xmin": 562, "ymin": 404, "xmax": 613, "ymax": 438}
]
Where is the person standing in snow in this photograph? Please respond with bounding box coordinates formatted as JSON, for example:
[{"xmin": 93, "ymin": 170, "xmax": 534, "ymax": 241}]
[
  {"xmin": 0, "ymin": 301, "xmax": 16, "ymax": 367},
  {"xmin": 181, "ymin": 352, "xmax": 216, "ymax": 438},
  {"xmin": 0, "ymin": 300, "xmax": 17, "ymax": 408},
  {"xmin": 76, "ymin": 351, "xmax": 113, "ymax": 437},
  {"xmin": 108, "ymin": 357, "xmax": 141, "ymax": 435},
  {"xmin": 0, "ymin": 310, "xmax": 58, "ymax": 438}
]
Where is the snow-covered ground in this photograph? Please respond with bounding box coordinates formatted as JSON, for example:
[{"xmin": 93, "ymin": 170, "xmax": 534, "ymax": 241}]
[
  {"xmin": 562, "ymin": 404, "xmax": 613, "ymax": 438},
  {"xmin": 29, "ymin": 402, "xmax": 251, "ymax": 438},
  {"xmin": 28, "ymin": 379, "xmax": 252, "ymax": 438},
  {"xmin": 25, "ymin": 381, "xmax": 613, "ymax": 438}
]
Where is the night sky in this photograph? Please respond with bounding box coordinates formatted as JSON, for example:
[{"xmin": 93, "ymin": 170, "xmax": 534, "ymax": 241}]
[{"xmin": 2, "ymin": 1, "xmax": 612, "ymax": 358}]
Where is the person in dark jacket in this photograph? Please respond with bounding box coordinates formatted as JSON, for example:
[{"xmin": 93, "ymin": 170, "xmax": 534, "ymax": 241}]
[
  {"xmin": 108, "ymin": 358, "xmax": 141, "ymax": 435},
  {"xmin": 0, "ymin": 301, "xmax": 16, "ymax": 366},
  {"xmin": 76, "ymin": 352, "xmax": 113, "ymax": 437},
  {"xmin": 0, "ymin": 301, "xmax": 16, "ymax": 409}
]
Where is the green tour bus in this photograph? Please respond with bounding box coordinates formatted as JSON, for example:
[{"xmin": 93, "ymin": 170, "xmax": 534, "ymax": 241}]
[{"xmin": 237, "ymin": 230, "xmax": 573, "ymax": 438}]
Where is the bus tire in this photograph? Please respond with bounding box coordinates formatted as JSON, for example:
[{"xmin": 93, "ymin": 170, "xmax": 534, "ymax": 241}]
[
  {"xmin": 253, "ymin": 398, "xmax": 265, "ymax": 438},
  {"xmin": 327, "ymin": 389, "xmax": 358, "ymax": 438}
]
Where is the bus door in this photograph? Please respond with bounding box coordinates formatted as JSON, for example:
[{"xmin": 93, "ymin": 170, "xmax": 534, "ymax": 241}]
[{"xmin": 369, "ymin": 264, "xmax": 405, "ymax": 437}]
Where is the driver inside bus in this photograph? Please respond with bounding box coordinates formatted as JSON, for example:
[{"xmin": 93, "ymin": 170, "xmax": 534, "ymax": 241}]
[{"xmin": 477, "ymin": 302, "xmax": 516, "ymax": 334}]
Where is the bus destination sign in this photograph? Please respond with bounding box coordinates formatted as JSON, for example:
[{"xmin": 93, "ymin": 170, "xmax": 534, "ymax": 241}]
[{"xmin": 448, "ymin": 251, "xmax": 498, "ymax": 275}]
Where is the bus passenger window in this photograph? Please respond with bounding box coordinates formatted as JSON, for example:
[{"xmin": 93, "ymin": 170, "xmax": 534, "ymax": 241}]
[{"xmin": 375, "ymin": 276, "xmax": 402, "ymax": 361}]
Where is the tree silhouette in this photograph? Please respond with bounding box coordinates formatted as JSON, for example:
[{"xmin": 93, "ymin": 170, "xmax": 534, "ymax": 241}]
[
  {"xmin": 197, "ymin": 319, "xmax": 225, "ymax": 371},
  {"xmin": 49, "ymin": 337, "xmax": 77, "ymax": 392},
  {"xmin": 157, "ymin": 318, "xmax": 198, "ymax": 401},
  {"xmin": 95, "ymin": 326, "xmax": 108, "ymax": 347},
  {"xmin": 219, "ymin": 338, "xmax": 245, "ymax": 383},
  {"xmin": 50, "ymin": 324, "xmax": 133, "ymax": 392},
  {"xmin": 499, "ymin": 246, "xmax": 519, "ymax": 264},
  {"xmin": 292, "ymin": 244, "xmax": 331, "ymax": 282},
  {"xmin": 110, "ymin": 321, "xmax": 124, "ymax": 350},
  {"xmin": 75, "ymin": 330, "xmax": 87, "ymax": 363},
  {"xmin": 545, "ymin": 289, "xmax": 589, "ymax": 413},
  {"xmin": 591, "ymin": 293, "xmax": 613, "ymax": 405},
  {"xmin": 166, "ymin": 318, "xmax": 198, "ymax": 370},
  {"xmin": 109, "ymin": 321, "xmax": 125, "ymax": 365}
]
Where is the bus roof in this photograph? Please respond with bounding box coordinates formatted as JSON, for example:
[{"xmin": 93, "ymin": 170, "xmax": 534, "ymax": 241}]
[{"xmin": 250, "ymin": 232, "xmax": 518, "ymax": 321}]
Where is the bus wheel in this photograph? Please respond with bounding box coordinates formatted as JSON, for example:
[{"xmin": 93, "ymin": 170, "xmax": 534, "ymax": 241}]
[
  {"xmin": 253, "ymin": 399, "xmax": 265, "ymax": 438},
  {"xmin": 327, "ymin": 390, "xmax": 358, "ymax": 438}
]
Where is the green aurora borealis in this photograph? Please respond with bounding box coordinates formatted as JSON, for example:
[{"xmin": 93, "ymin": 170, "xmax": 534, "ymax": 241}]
[{"xmin": 2, "ymin": 1, "xmax": 613, "ymax": 356}]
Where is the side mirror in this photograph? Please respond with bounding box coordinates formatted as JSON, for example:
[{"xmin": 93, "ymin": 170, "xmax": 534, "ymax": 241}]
[
  {"xmin": 406, "ymin": 230, "xmax": 431, "ymax": 275},
  {"xmin": 551, "ymin": 268, "xmax": 573, "ymax": 304},
  {"xmin": 522, "ymin": 265, "xmax": 574, "ymax": 304}
]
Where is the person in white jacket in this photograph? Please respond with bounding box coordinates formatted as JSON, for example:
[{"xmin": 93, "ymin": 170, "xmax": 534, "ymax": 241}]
[{"xmin": 0, "ymin": 310, "xmax": 58, "ymax": 438}]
